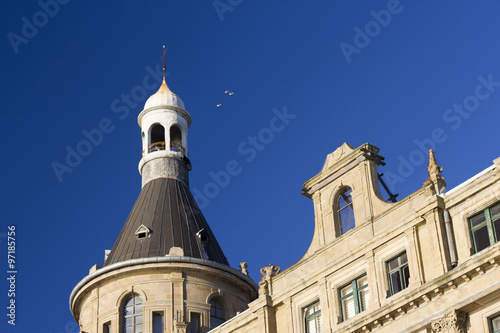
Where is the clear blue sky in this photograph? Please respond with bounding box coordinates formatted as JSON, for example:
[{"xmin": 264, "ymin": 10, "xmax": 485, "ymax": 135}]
[{"xmin": 2, "ymin": 1, "xmax": 500, "ymax": 332}]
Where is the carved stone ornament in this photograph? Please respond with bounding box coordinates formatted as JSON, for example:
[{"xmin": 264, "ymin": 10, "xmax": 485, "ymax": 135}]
[
  {"xmin": 423, "ymin": 149, "xmax": 447, "ymax": 195},
  {"xmin": 258, "ymin": 264, "xmax": 280, "ymax": 295},
  {"xmin": 239, "ymin": 262, "xmax": 249, "ymax": 276},
  {"xmin": 260, "ymin": 264, "xmax": 280, "ymax": 281},
  {"xmin": 431, "ymin": 310, "xmax": 467, "ymax": 333},
  {"xmin": 258, "ymin": 279, "xmax": 269, "ymax": 295}
]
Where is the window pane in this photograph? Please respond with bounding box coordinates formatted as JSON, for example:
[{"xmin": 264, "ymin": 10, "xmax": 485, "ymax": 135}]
[
  {"xmin": 342, "ymin": 296, "xmax": 355, "ymax": 320},
  {"xmin": 492, "ymin": 315, "xmax": 500, "ymax": 331},
  {"xmin": 153, "ymin": 313, "xmax": 164, "ymax": 333},
  {"xmin": 135, "ymin": 323, "xmax": 143, "ymax": 333},
  {"xmin": 190, "ymin": 313, "xmax": 200, "ymax": 333},
  {"xmin": 402, "ymin": 265, "xmax": 410, "ymax": 289},
  {"xmin": 306, "ymin": 317, "xmax": 316, "ymax": 333},
  {"xmin": 390, "ymin": 271, "xmax": 402, "ymax": 294},
  {"xmin": 474, "ymin": 226, "xmax": 491, "ymax": 252},
  {"xmin": 338, "ymin": 189, "xmax": 352, "ymax": 209},
  {"xmin": 135, "ymin": 303, "xmax": 143, "ymax": 314},
  {"xmin": 388, "ymin": 257, "xmax": 399, "ymax": 271},
  {"xmin": 341, "ymin": 284, "xmax": 353, "ymax": 298},
  {"xmin": 124, "ymin": 326, "xmax": 133, "ymax": 333},
  {"xmin": 124, "ymin": 317, "xmax": 133, "ymax": 327},
  {"xmin": 400, "ymin": 252, "xmax": 407, "ymax": 265},
  {"xmin": 340, "ymin": 206, "xmax": 355, "ymax": 233},
  {"xmin": 136, "ymin": 315, "xmax": 143, "ymax": 324},
  {"xmin": 359, "ymin": 288, "xmax": 369, "ymax": 312},
  {"xmin": 124, "ymin": 306, "xmax": 134, "ymax": 316},
  {"xmin": 357, "ymin": 276, "xmax": 368, "ymax": 288},
  {"xmin": 494, "ymin": 217, "xmax": 500, "ymax": 243},
  {"xmin": 304, "ymin": 302, "xmax": 321, "ymax": 333},
  {"xmin": 491, "ymin": 203, "xmax": 500, "ymax": 218},
  {"xmin": 470, "ymin": 213, "xmax": 486, "ymax": 228}
]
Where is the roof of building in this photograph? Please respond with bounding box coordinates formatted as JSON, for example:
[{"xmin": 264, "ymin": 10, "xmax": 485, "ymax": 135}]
[
  {"xmin": 144, "ymin": 78, "xmax": 186, "ymax": 110},
  {"xmin": 105, "ymin": 177, "xmax": 229, "ymax": 266}
]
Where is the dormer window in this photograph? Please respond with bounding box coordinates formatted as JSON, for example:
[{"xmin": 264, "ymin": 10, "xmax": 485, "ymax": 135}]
[
  {"xmin": 135, "ymin": 224, "xmax": 151, "ymax": 239},
  {"xmin": 336, "ymin": 187, "xmax": 355, "ymax": 235}
]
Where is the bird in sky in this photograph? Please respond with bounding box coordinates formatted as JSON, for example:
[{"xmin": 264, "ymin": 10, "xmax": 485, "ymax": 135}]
[{"xmin": 217, "ymin": 103, "xmax": 222, "ymax": 107}]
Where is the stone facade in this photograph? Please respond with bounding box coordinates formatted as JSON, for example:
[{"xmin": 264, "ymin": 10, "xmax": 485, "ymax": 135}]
[
  {"xmin": 70, "ymin": 258, "xmax": 257, "ymax": 333},
  {"xmin": 140, "ymin": 152, "xmax": 190, "ymax": 187},
  {"xmin": 207, "ymin": 143, "xmax": 500, "ymax": 333}
]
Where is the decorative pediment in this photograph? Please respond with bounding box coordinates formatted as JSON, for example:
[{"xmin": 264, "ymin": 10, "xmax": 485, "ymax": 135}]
[{"xmin": 322, "ymin": 142, "xmax": 356, "ymax": 171}]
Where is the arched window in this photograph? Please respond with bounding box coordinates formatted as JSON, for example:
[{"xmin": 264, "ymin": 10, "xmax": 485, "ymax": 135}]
[
  {"xmin": 170, "ymin": 125, "xmax": 183, "ymax": 153},
  {"xmin": 123, "ymin": 294, "xmax": 143, "ymax": 333},
  {"xmin": 209, "ymin": 297, "xmax": 226, "ymax": 329},
  {"xmin": 149, "ymin": 124, "xmax": 165, "ymax": 152},
  {"xmin": 337, "ymin": 187, "xmax": 355, "ymax": 235}
]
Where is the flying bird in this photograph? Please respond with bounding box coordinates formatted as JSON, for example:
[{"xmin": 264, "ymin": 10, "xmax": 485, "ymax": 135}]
[
  {"xmin": 217, "ymin": 103, "xmax": 222, "ymax": 107},
  {"xmin": 229, "ymin": 91, "xmax": 234, "ymax": 95}
]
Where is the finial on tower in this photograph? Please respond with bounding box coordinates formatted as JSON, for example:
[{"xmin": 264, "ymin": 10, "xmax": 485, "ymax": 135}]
[
  {"xmin": 161, "ymin": 45, "xmax": 167, "ymax": 81},
  {"xmin": 423, "ymin": 148, "xmax": 446, "ymax": 195}
]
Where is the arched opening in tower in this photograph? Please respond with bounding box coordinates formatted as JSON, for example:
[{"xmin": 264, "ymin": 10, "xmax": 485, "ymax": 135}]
[
  {"xmin": 170, "ymin": 125, "xmax": 183, "ymax": 153},
  {"xmin": 149, "ymin": 124, "xmax": 165, "ymax": 152}
]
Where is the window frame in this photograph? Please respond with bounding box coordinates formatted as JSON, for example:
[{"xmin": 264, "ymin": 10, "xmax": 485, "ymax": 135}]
[
  {"xmin": 469, "ymin": 202, "xmax": 500, "ymax": 253},
  {"xmin": 335, "ymin": 187, "xmax": 355, "ymax": 236},
  {"xmin": 122, "ymin": 294, "xmax": 143, "ymax": 333},
  {"xmin": 209, "ymin": 297, "xmax": 226, "ymax": 329},
  {"xmin": 338, "ymin": 275, "xmax": 369, "ymax": 322},
  {"xmin": 303, "ymin": 301, "xmax": 322, "ymax": 333},
  {"xmin": 491, "ymin": 313, "xmax": 500, "ymax": 333},
  {"xmin": 386, "ymin": 252, "xmax": 410, "ymax": 297}
]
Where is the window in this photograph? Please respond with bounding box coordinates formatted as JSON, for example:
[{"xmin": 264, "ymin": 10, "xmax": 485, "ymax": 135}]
[
  {"xmin": 469, "ymin": 202, "xmax": 500, "ymax": 253},
  {"xmin": 339, "ymin": 275, "xmax": 369, "ymax": 321},
  {"xmin": 123, "ymin": 294, "xmax": 143, "ymax": 333},
  {"xmin": 303, "ymin": 301, "xmax": 322, "ymax": 333},
  {"xmin": 491, "ymin": 314, "xmax": 500, "ymax": 333},
  {"xmin": 190, "ymin": 312, "xmax": 201, "ymax": 333},
  {"xmin": 387, "ymin": 252, "xmax": 410, "ymax": 296},
  {"xmin": 337, "ymin": 187, "xmax": 355, "ymax": 235},
  {"xmin": 153, "ymin": 312, "xmax": 164, "ymax": 333},
  {"xmin": 209, "ymin": 297, "xmax": 225, "ymax": 329},
  {"xmin": 103, "ymin": 322, "xmax": 111, "ymax": 333}
]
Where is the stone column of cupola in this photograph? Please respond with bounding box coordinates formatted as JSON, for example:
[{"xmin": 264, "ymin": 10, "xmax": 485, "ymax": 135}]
[{"xmin": 137, "ymin": 78, "xmax": 192, "ymax": 188}]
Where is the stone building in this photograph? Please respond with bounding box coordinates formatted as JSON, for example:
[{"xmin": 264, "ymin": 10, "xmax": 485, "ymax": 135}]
[{"xmin": 70, "ymin": 71, "xmax": 500, "ymax": 333}]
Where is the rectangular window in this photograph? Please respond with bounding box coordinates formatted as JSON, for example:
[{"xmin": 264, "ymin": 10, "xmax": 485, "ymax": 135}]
[
  {"xmin": 470, "ymin": 202, "xmax": 500, "ymax": 253},
  {"xmin": 491, "ymin": 314, "xmax": 500, "ymax": 333},
  {"xmin": 387, "ymin": 252, "xmax": 410, "ymax": 296},
  {"xmin": 153, "ymin": 312, "xmax": 164, "ymax": 333},
  {"xmin": 303, "ymin": 301, "xmax": 322, "ymax": 333},
  {"xmin": 103, "ymin": 322, "xmax": 111, "ymax": 333},
  {"xmin": 339, "ymin": 275, "xmax": 369, "ymax": 321},
  {"xmin": 190, "ymin": 312, "xmax": 201, "ymax": 333}
]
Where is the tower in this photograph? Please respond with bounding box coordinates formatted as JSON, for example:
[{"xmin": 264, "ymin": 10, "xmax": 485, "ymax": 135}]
[{"xmin": 70, "ymin": 60, "xmax": 257, "ymax": 333}]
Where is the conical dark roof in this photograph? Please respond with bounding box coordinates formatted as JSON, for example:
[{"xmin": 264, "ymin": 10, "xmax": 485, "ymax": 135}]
[{"xmin": 105, "ymin": 178, "xmax": 228, "ymax": 266}]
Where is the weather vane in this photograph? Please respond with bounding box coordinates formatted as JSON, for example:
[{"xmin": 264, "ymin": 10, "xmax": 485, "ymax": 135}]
[{"xmin": 161, "ymin": 45, "xmax": 167, "ymax": 80}]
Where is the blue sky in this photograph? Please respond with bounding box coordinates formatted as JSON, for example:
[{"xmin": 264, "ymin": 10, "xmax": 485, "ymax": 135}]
[{"xmin": 2, "ymin": 1, "xmax": 500, "ymax": 332}]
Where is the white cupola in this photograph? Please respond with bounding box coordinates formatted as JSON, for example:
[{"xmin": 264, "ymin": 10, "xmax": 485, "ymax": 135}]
[{"xmin": 137, "ymin": 74, "xmax": 192, "ymax": 187}]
